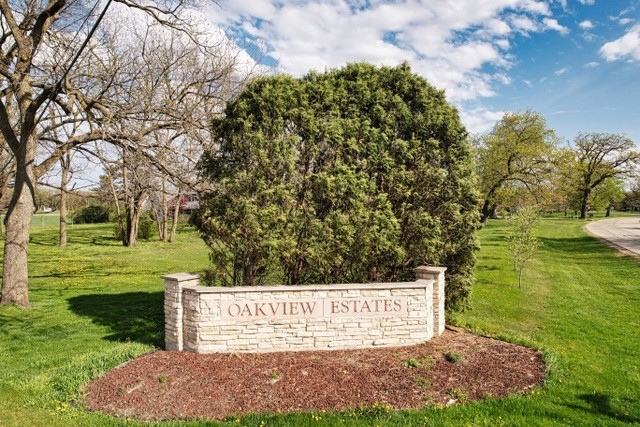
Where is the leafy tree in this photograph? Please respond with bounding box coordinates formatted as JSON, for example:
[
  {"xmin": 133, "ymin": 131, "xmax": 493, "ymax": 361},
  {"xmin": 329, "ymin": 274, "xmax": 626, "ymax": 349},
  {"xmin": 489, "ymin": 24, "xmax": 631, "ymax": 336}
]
[
  {"xmin": 591, "ymin": 178, "xmax": 626, "ymax": 217},
  {"xmin": 564, "ymin": 133, "xmax": 640, "ymax": 219},
  {"xmin": 475, "ymin": 110, "xmax": 558, "ymax": 222},
  {"xmin": 195, "ymin": 63, "xmax": 480, "ymax": 311},
  {"xmin": 507, "ymin": 206, "xmax": 542, "ymax": 289},
  {"xmin": 621, "ymin": 178, "xmax": 640, "ymax": 212}
]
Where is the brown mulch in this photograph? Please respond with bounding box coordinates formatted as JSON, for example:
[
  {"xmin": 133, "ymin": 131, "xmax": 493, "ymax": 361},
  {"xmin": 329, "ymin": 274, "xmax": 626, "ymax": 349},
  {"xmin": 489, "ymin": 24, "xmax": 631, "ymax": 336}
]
[{"xmin": 84, "ymin": 327, "xmax": 546, "ymax": 421}]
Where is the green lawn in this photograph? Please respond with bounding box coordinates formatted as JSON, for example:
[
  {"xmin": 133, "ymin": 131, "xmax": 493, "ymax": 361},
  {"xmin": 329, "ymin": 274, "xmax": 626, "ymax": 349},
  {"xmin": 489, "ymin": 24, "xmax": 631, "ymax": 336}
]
[
  {"xmin": 31, "ymin": 212, "xmax": 63, "ymax": 228},
  {"xmin": 0, "ymin": 218, "xmax": 638, "ymax": 426}
]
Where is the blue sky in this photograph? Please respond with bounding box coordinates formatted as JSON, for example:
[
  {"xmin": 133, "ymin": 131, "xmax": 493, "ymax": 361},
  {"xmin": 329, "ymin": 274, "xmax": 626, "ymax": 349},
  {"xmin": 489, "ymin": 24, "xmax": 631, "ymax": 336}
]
[{"xmin": 206, "ymin": 0, "xmax": 640, "ymax": 143}]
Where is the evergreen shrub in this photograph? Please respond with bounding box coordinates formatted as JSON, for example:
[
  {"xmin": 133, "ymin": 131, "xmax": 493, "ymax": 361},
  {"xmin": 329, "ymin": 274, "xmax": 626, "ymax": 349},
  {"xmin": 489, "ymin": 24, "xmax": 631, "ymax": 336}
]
[{"xmin": 194, "ymin": 63, "xmax": 480, "ymax": 310}]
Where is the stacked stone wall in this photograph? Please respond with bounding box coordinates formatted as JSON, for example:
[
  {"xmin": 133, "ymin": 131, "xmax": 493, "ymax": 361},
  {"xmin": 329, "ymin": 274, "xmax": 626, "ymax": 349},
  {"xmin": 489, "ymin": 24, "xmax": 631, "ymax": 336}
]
[{"xmin": 164, "ymin": 266, "xmax": 446, "ymax": 353}]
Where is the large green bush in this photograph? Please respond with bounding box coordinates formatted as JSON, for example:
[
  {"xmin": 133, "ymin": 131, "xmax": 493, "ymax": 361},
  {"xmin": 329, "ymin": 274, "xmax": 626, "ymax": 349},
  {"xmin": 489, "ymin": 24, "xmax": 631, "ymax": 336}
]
[
  {"xmin": 138, "ymin": 213, "xmax": 156, "ymax": 240},
  {"xmin": 72, "ymin": 205, "xmax": 111, "ymax": 224},
  {"xmin": 194, "ymin": 62, "xmax": 480, "ymax": 310}
]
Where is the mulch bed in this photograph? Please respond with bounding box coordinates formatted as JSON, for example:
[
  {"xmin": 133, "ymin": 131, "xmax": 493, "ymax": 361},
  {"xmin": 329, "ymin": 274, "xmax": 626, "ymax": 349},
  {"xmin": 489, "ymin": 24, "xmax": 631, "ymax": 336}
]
[{"xmin": 84, "ymin": 327, "xmax": 546, "ymax": 421}]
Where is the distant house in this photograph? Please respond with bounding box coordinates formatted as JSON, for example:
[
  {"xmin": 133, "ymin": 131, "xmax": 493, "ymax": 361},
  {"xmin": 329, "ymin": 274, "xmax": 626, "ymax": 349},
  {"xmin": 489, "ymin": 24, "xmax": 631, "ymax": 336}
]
[{"xmin": 170, "ymin": 194, "xmax": 199, "ymax": 215}]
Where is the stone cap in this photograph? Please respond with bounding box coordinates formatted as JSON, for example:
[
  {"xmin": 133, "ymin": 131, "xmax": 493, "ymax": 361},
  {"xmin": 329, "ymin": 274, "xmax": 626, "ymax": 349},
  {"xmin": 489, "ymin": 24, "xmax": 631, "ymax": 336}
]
[
  {"xmin": 162, "ymin": 273, "xmax": 200, "ymax": 282},
  {"xmin": 181, "ymin": 279, "xmax": 434, "ymax": 294},
  {"xmin": 413, "ymin": 266, "xmax": 447, "ymax": 274}
]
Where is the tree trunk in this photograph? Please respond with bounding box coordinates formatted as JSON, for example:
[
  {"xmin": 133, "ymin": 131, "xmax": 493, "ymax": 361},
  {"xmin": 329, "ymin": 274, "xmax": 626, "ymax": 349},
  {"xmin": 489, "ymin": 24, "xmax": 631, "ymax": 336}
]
[
  {"xmin": 518, "ymin": 265, "xmax": 524, "ymax": 289},
  {"xmin": 1, "ymin": 152, "xmax": 36, "ymax": 306},
  {"xmin": 126, "ymin": 206, "xmax": 139, "ymax": 247},
  {"xmin": 59, "ymin": 152, "xmax": 70, "ymax": 247},
  {"xmin": 122, "ymin": 159, "xmax": 130, "ymax": 246},
  {"xmin": 108, "ymin": 173, "xmax": 124, "ymax": 241},
  {"xmin": 159, "ymin": 179, "xmax": 168, "ymax": 241},
  {"xmin": 168, "ymin": 191, "xmax": 182, "ymax": 243},
  {"xmin": 489, "ymin": 204, "xmax": 498, "ymax": 219},
  {"xmin": 580, "ymin": 189, "xmax": 590, "ymax": 219},
  {"xmin": 480, "ymin": 198, "xmax": 493, "ymax": 223},
  {"xmin": 125, "ymin": 193, "xmax": 147, "ymax": 247},
  {"xmin": 605, "ymin": 205, "xmax": 612, "ymax": 217}
]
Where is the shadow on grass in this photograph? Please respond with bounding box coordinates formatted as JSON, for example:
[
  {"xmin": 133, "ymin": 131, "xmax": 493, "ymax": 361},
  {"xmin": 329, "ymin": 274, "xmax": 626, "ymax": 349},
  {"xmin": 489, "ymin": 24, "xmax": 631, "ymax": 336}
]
[
  {"xmin": 565, "ymin": 393, "xmax": 640, "ymax": 424},
  {"xmin": 68, "ymin": 292, "xmax": 164, "ymax": 347},
  {"xmin": 475, "ymin": 265, "xmax": 500, "ymax": 271},
  {"xmin": 539, "ymin": 236, "xmax": 609, "ymax": 256},
  {"xmin": 30, "ymin": 268, "xmax": 116, "ymax": 279},
  {"xmin": 30, "ymin": 233, "xmax": 120, "ymax": 247},
  {"xmin": 29, "ymin": 223, "xmax": 121, "ymax": 247}
]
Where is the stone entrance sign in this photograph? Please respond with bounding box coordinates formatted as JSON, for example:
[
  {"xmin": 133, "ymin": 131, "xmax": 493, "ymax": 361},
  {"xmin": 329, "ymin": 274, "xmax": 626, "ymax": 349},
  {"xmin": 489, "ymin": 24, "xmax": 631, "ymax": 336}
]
[{"xmin": 164, "ymin": 266, "xmax": 446, "ymax": 353}]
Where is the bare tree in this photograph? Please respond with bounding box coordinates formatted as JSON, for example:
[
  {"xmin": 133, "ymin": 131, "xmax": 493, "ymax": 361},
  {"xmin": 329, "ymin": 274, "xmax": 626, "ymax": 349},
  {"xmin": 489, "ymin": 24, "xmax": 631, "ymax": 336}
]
[
  {"xmin": 97, "ymin": 19, "xmax": 255, "ymax": 246},
  {"xmin": 0, "ymin": 0, "xmax": 249, "ymax": 305},
  {"xmin": 507, "ymin": 205, "xmax": 542, "ymax": 289}
]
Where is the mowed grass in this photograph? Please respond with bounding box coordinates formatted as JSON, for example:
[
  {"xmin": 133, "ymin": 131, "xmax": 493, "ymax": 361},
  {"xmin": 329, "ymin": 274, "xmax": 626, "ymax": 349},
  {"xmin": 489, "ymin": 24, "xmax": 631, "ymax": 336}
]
[{"xmin": 0, "ymin": 217, "xmax": 638, "ymax": 426}]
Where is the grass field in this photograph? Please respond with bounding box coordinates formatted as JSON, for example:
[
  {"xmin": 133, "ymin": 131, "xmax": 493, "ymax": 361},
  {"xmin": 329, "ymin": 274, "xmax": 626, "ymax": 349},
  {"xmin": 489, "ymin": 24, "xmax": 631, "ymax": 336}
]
[{"xmin": 0, "ymin": 217, "xmax": 638, "ymax": 426}]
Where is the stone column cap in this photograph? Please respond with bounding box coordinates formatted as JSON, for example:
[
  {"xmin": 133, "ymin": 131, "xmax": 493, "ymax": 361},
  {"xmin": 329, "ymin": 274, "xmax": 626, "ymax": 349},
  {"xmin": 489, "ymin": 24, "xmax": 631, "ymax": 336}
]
[
  {"xmin": 413, "ymin": 265, "xmax": 447, "ymax": 274},
  {"xmin": 162, "ymin": 272, "xmax": 200, "ymax": 282}
]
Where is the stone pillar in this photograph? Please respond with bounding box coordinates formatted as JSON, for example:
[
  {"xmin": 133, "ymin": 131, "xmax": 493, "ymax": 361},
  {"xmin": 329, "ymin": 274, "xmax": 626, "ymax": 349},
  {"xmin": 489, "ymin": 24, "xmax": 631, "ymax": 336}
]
[
  {"xmin": 163, "ymin": 273, "xmax": 200, "ymax": 351},
  {"xmin": 414, "ymin": 266, "xmax": 447, "ymax": 336}
]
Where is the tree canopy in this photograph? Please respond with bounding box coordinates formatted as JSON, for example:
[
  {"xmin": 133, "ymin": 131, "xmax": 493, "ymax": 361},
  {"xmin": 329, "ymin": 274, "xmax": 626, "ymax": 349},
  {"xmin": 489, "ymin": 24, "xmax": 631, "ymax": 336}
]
[
  {"xmin": 194, "ymin": 62, "xmax": 480, "ymax": 311},
  {"xmin": 475, "ymin": 110, "xmax": 558, "ymax": 222},
  {"xmin": 562, "ymin": 133, "xmax": 640, "ymax": 219}
]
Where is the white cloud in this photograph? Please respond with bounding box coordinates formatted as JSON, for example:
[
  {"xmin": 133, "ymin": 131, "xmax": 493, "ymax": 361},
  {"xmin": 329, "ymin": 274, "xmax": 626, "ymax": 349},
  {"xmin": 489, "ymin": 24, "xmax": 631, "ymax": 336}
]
[
  {"xmin": 579, "ymin": 20, "xmax": 594, "ymax": 30},
  {"xmin": 206, "ymin": 1, "xmax": 572, "ymax": 102},
  {"xmin": 459, "ymin": 107, "xmax": 504, "ymax": 134},
  {"xmin": 578, "ymin": 0, "xmax": 595, "ymax": 5},
  {"xmin": 583, "ymin": 61, "xmax": 599, "ymax": 68},
  {"xmin": 495, "ymin": 39, "xmax": 511, "ymax": 49},
  {"xmin": 509, "ymin": 15, "xmax": 568, "ymax": 36},
  {"xmin": 480, "ymin": 18, "xmax": 512, "ymax": 37},
  {"xmin": 600, "ymin": 24, "xmax": 640, "ymax": 62},
  {"xmin": 618, "ymin": 18, "xmax": 634, "ymax": 26},
  {"xmin": 554, "ymin": 67, "xmax": 569, "ymax": 75},
  {"xmin": 510, "ymin": 15, "xmax": 539, "ymax": 34},
  {"xmin": 543, "ymin": 18, "xmax": 569, "ymax": 35},
  {"xmin": 518, "ymin": 0, "xmax": 551, "ymax": 16}
]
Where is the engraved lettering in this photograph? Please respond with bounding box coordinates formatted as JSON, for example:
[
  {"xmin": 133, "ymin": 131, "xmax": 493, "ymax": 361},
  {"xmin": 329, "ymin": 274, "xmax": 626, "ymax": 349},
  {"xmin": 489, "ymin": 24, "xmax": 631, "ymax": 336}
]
[
  {"xmin": 268, "ymin": 302, "xmax": 280, "ymax": 315},
  {"xmin": 240, "ymin": 304, "xmax": 252, "ymax": 316},
  {"xmin": 228, "ymin": 303, "xmax": 241, "ymax": 317},
  {"xmin": 301, "ymin": 301, "xmax": 317, "ymax": 315},
  {"xmin": 331, "ymin": 301, "xmax": 340, "ymax": 314},
  {"xmin": 289, "ymin": 302, "xmax": 299, "ymax": 315},
  {"xmin": 223, "ymin": 296, "xmax": 406, "ymax": 319},
  {"xmin": 361, "ymin": 300, "xmax": 371, "ymax": 312},
  {"xmin": 340, "ymin": 301, "xmax": 350, "ymax": 313},
  {"xmin": 254, "ymin": 303, "xmax": 267, "ymax": 316}
]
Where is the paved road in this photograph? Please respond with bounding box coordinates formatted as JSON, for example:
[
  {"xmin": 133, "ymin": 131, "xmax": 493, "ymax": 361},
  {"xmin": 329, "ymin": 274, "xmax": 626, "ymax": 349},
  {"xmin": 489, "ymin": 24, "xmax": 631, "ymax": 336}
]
[{"xmin": 585, "ymin": 216, "xmax": 640, "ymax": 257}]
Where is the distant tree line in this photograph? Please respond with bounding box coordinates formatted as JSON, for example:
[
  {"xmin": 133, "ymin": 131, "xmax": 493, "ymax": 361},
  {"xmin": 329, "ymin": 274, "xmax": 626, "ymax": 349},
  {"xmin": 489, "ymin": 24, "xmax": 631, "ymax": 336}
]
[{"xmin": 475, "ymin": 110, "xmax": 640, "ymax": 221}]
